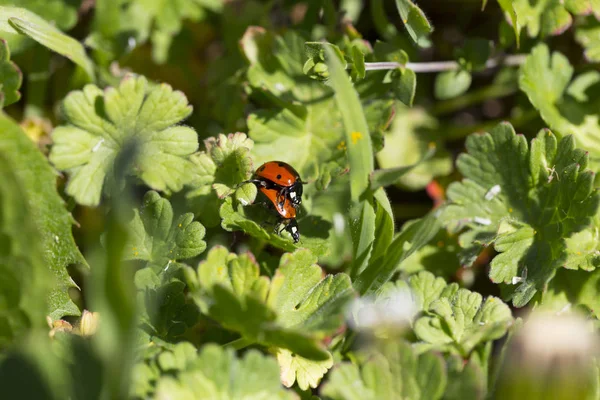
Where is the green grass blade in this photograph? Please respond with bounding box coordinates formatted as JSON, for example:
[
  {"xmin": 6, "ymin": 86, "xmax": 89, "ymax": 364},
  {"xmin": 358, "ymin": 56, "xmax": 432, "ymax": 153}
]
[
  {"xmin": 325, "ymin": 45, "xmax": 373, "ymax": 202},
  {"xmin": 4, "ymin": 9, "xmax": 95, "ymax": 81}
]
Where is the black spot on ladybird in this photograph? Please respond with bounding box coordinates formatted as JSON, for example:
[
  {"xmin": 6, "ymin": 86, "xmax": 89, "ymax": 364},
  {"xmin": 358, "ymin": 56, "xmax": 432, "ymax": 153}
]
[
  {"xmin": 259, "ymin": 166, "xmax": 265, "ymax": 171},
  {"xmin": 277, "ymin": 174, "xmax": 282, "ymax": 180},
  {"xmin": 278, "ymin": 162, "xmax": 283, "ymax": 167}
]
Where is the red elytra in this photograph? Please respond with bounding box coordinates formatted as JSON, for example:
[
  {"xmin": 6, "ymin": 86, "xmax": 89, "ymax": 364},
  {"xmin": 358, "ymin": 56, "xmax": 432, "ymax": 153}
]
[
  {"xmin": 253, "ymin": 161, "xmax": 304, "ymax": 207},
  {"xmin": 259, "ymin": 186, "xmax": 296, "ymax": 219},
  {"xmin": 257, "ymin": 186, "xmax": 300, "ymax": 243},
  {"xmin": 254, "ymin": 161, "xmax": 301, "ymax": 187}
]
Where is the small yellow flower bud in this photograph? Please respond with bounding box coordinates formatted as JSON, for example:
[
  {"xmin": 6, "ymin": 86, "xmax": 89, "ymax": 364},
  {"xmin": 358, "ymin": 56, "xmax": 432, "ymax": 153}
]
[{"xmin": 78, "ymin": 310, "xmax": 100, "ymax": 337}]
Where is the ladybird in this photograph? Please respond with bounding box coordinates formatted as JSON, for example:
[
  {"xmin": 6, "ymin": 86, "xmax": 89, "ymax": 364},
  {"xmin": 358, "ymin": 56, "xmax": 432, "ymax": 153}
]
[
  {"xmin": 257, "ymin": 186, "xmax": 300, "ymax": 243},
  {"xmin": 252, "ymin": 161, "xmax": 304, "ymax": 207}
]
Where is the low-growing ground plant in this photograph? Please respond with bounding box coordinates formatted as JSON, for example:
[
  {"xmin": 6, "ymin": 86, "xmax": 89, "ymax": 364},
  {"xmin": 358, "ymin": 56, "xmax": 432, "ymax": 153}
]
[{"xmin": 1, "ymin": 1, "xmax": 600, "ymax": 399}]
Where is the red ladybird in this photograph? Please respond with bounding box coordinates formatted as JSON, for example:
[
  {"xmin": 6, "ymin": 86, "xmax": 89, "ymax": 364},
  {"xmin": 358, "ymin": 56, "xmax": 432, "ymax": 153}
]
[
  {"xmin": 251, "ymin": 161, "xmax": 304, "ymax": 208},
  {"xmin": 257, "ymin": 186, "xmax": 300, "ymax": 243}
]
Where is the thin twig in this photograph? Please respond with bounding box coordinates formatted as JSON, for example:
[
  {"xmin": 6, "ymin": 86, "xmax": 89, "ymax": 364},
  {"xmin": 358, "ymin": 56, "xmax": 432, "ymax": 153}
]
[{"xmin": 364, "ymin": 54, "xmax": 528, "ymax": 73}]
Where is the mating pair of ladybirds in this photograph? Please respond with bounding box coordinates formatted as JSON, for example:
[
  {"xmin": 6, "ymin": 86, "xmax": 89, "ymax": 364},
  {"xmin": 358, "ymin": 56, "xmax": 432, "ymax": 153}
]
[{"xmin": 248, "ymin": 161, "xmax": 304, "ymax": 243}]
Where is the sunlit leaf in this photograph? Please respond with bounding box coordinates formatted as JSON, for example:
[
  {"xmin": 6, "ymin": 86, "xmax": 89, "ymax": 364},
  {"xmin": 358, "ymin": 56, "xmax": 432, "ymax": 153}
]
[
  {"xmin": 442, "ymin": 123, "xmax": 600, "ymax": 306},
  {"xmin": 49, "ymin": 75, "xmax": 198, "ymax": 206},
  {"xmin": 0, "ymin": 38, "xmax": 21, "ymax": 108},
  {"xmin": 0, "ymin": 114, "xmax": 86, "ymax": 320},
  {"xmin": 124, "ymin": 191, "xmax": 206, "ymax": 268}
]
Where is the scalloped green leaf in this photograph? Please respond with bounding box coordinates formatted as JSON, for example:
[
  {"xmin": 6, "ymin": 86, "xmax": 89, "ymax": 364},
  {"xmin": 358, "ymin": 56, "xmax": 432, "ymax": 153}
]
[
  {"xmin": 0, "ymin": 114, "xmax": 86, "ymax": 320},
  {"xmin": 186, "ymin": 132, "xmax": 255, "ymax": 209},
  {"xmin": 49, "ymin": 75, "xmax": 199, "ymax": 206},
  {"xmin": 124, "ymin": 191, "xmax": 206, "ymax": 268},
  {"xmin": 575, "ymin": 17, "xmax": 600, "ymax": 62},
  {"xmin": 148, "ymin": 344, "xmax": 295, "ymax": 399},
  {"xmin": 321, "ymin": 341, "xmax": 446, "ymax": 400},
  {"xmin": 135, "ymin": 266, "xmax": 199, "ymax": 340},
  {"xmin": 87, "ymin": 0, "xmax": 211, "ymax": 63},
  {"xmin": 414, "ymin": 287, "xmax": 512, "ymax": 356},
  {"xmin": 505, "ymin": 0, "xmax": 593, "ymax": 39},
  {"xmin": 441, "ymin": 122, "xmax": 600, "ymax": 307},
  {"xmin": 242, "ymin": 29, "xmax": 344, "ymax": 182},
  {"xmin": 0, "ymin": 39, "xmax": 21, "ymax": 108},
  {"xmin": 188, "ymin": 247, "xmax": 354, "ymax": 389}
]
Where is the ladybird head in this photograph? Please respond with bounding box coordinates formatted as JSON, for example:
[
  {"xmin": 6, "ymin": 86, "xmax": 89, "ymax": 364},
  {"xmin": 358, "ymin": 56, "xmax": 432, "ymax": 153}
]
[{"xmin": 288, "ymin": 182, "xmax": 303, "ymax": 207}]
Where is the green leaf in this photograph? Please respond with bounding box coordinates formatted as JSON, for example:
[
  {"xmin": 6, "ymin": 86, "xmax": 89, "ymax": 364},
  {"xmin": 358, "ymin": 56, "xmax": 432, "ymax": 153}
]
[
  {"xmin": 135, "ymin": 0, "xmax": 208, "ymax": 64},
  {"xmin": 354, "ymin": 210, "xmax": 443, "ymax": 295},
  {"xmin": 303, "ymin": 41, "xmax": 346, "ymax": 81},
  {"xmin": 186, "ymin": 132, "xmax": 255, "ymax": 207},
  {"xmin": 414, "ymin": 287, "xmax": 512, "ymax": 356},
  {"xmin": 124, "ymin": 191, "xmax": 206, "ymax": 268},
  {"xmin": 2, "ymin": 8, "xmax": 95, "ymax": 81},
  {"xmin": 325, "ymin": 44, "xmax": 373, "ymax": 202},
  {"xmin": 0, "ymin": 148, "xmax": 48, "ymax": 346},
  {"xmin": 87, "ymin": 0, "xmax": 208, "ymax": 63},
  {"xmin": 49, "ymin": 75, "xmax": 199, "ymax": 206},
  {"xmin": 325, "ymin": 42, "xmax": 377, "ymax": 281},
  {"xmin": 518, "ymin": 44, "xmax": 600, "ymax": 169},
  {"xmin": 441, "ymin": 122, "xmax": 600, "ymax": 306},
  {"xmin": 219, "ymin": 196, "xmax": 331, "ymax": 257},
  {"xmin": 150, "ymin": 344, "xmax": 295, "ymax": 399},
  {"xmin": 0, "ymin": 0, "xmax": 78, "ymax": 31},
  {"xmin": 434, "ymin": 70, "xmax": 472, "ymax": 100},
  {"xmin": 370, "ymin": 189, "xmax": 395, "ymax": 264},
  {"xmin": 511, "ymin": 0, "xmax": 572, "ymax": 38},
  {"xmin": 444, "ymin": 354, "xmax": 486, "ymax": 400},
  {"xmin": 393, "ymin": 67, "xmax": 417, "ymax": 107},
  {"xmin": 394, "ymin": 0, "xmax": 433, "ymax": 47},
  {"xmin": 267, "ymin": 250, "xmax": 354, "ymax": 334},
  {"xmin": 0, "ymin": 39, "xmax": 21, "ymax": 108},
  {"xmin": 347, "ymin": 199, "xmax": 376, "ymax": 279},
  {"xmin": 189, "ymin": 247, "xmax": 354, "ymax": 388},
  {"xmin": 350, "ymin": 45, "xmax": 366, "ymax": 80},
  {"xmin": 0, "ymin": 114, "xmax": 86, "ymax": 320},
  {"xmin": 575, "ymin": 17, "xmax": 600, "ymax": 62},
  {"xmin": 277, "ymin": 348, "xmax": 333, "ymax": 391},
  {"xmin": 243, "ymin": 29, "xmax": 345, "ymax": 181},
  {"xmin": 403, "ymin": 270, "xmax": 458, "ymax": 313},
  {"xmin": 135, "ymin": 267, "xmax": 200, "ymax": 340},
  {"xmin": 376, "ymin": 105, "xmax": 452, "ymax": 191},
  {"xmin": 321, "ymin": 341, "xmax": 446, "ymax": 400},
  {"xmin": 497, "ymin": 1, "xmax": 520, "ymax": 47},
  {"xmin": 399, "ymin": 228, "xmax": 462, "ymax": 279}
]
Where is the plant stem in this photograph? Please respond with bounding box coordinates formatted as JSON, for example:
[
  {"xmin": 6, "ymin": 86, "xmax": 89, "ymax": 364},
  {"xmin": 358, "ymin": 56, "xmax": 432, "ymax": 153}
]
[
  {"xmin": 364, "ymin": 54, "xmax": 528, "ymax": 73},
  {"xmin": 223, "ymin": 337, "xmax": 253, "ymax": 350}
]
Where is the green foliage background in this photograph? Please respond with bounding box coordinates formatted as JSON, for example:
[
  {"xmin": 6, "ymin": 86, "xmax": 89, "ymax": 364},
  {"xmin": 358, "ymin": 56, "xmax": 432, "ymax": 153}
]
[{"xmin": 1, "ymin": 0, "xmax": 600, "ymax": 399}]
